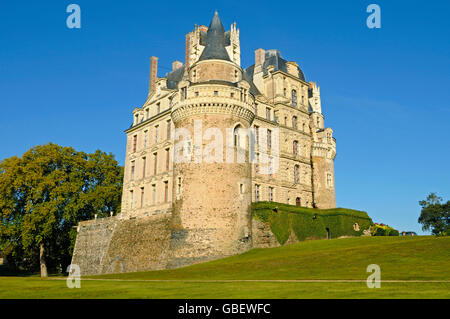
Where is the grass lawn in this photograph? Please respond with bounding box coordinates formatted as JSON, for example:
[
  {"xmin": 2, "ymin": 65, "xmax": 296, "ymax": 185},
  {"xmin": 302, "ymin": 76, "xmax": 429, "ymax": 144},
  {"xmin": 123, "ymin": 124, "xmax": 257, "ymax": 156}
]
[{"xmin": 0, "ymin": 236, "xmax": 449, "ymax": 298}]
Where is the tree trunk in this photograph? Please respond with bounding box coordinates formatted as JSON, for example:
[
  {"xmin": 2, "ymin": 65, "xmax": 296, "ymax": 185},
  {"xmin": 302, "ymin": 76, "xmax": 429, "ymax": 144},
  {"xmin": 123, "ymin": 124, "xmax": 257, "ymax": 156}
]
[{"xmin": 40, "ymin": 243, "xmax": 48, "ymax": 278}]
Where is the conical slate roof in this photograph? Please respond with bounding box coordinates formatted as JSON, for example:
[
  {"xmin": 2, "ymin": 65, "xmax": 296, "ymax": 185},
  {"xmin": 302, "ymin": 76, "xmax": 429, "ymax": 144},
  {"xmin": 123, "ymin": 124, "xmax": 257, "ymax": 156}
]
[{"xmin": 199, "ymin": 11, "xmax": 231, "ymax": 62}]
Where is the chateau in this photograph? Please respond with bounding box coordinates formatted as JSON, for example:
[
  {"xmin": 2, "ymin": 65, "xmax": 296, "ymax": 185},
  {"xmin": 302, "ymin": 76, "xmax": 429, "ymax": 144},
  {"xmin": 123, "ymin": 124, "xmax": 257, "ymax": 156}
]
[{"xmin": 71, "ymin": 12, "xmax": 338, "ymax": 275}]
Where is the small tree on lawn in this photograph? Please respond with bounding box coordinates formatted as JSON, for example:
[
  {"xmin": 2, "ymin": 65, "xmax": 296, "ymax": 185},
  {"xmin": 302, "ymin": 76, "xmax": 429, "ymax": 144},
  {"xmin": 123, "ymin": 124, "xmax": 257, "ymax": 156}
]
[{"xmin": 418, "ymin": 193, "xmax": 449, "ymax": 236}]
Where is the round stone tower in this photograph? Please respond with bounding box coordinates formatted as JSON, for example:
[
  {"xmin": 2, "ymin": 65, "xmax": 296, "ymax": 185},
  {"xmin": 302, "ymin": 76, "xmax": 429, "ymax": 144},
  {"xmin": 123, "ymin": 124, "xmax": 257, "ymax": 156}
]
[{"xmin": 169, "ymin": 11, "xmax": 255, "ymax": 267}]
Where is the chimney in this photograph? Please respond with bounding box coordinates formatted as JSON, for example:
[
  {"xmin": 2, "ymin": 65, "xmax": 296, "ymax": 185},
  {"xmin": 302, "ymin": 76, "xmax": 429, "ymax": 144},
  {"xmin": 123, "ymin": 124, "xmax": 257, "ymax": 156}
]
[
  {"xmin": 172, "ymin": 60, "xmax": 183, "ymax": 71},
  {"xmin": 149, "ymin": 56, "xmax": 158, "ymax": 96},
  {"xmin": 185, "ymin": 33, "xmax": 191, "ymax": 71},
  {"xmin": 255, "ymin": 48, "xmax": 265, "ymax": 66}
]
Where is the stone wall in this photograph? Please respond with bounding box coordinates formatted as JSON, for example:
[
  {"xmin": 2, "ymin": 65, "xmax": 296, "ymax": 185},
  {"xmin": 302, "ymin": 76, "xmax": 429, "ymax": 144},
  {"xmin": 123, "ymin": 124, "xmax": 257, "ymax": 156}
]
[
  {"xmin": 71, "ymin": 213, "xmax": 172, "ymax": 276},
  {"xmin": 251, "ymin": 219, "xmax": 280, "ymax": 248},
  {"xmin": 71, "ymin": 217, "xmax": 116, "ymax": 276}
]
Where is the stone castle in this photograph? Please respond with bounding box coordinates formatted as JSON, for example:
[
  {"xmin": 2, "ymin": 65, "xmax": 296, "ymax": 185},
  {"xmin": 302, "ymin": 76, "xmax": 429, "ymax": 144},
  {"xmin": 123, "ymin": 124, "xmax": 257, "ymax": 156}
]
[{"xmin": 71, "ymin": 12, "xmax": 337, "ymax": 275}]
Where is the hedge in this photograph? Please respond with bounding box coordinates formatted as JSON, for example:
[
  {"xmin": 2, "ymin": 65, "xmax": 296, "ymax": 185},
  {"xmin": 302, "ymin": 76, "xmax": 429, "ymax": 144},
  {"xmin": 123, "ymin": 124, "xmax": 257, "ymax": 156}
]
[
  {"xmin": 371, "ymin": 224, "xmax": 399, "ymax": 236},
  {"xmin": 252, "ymin": 202, "xmax": 374, "ymax": 245}
]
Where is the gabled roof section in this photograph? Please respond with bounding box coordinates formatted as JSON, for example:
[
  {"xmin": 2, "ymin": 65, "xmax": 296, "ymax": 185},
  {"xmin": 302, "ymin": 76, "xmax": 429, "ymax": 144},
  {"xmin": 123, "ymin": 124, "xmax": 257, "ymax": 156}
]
[
  {"xmin": 166, "ymin": 65, "xmax": 185, "ymax": 89},
  {"xmin": 198, "ymin": 11, "xmax": 231, "ymax": 62},
  {"xmin": 262, "ymin": 50, "xmax": 306, "ymax": 82}
]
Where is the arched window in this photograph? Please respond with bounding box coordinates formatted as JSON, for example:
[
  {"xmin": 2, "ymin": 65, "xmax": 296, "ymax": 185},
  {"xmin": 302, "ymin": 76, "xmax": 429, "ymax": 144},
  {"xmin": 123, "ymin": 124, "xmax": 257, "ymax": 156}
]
[
  {"xmin": 234, "ymin": 125, "xmax": 241, "ymax": 148},
  {"xmin": 234, "ymin": 124, "xmax": 246, "ymax": 149},
  {"xmin": 296, "ymin": 197, "xmax": 301, "ymax": 206},
  {"xmin": 292, "ymin": 116, "xmax": 298, "ymax": 129},
  {"xmin": 283, "ymin": 88, "xmax": 287, "ymax": 97},
  {"xmin": 292, "ymin": 89, "xmax": 297, "ymax": 106}
]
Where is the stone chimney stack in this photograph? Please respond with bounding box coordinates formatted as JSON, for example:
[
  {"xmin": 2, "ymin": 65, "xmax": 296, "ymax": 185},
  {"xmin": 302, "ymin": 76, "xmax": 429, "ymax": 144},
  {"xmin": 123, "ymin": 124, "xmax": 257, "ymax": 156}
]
[
  {"xmin": 253, "ymin": 49, "xmax": 265, "ymax": 93},
  {"xmin": 172, "ymin": 60, "xmax": 183, "ymax": 71},
  {"xmin": 149, "ymin": 56, "xmax": 158, "ymax": 96},
  {"xmin": 255, "ymin": 48, "xmax": 265, "ymax": 67}
]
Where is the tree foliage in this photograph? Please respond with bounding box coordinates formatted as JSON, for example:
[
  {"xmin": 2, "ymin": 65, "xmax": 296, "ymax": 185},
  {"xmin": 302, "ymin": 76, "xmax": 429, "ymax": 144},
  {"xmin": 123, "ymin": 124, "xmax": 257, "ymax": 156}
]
[
  {"xmin": 0, "ymin": 143, "xmax": 123, "ymax": 275},
  {"xmin": 418, "ymin": 193, "xmax": 449, "ymax": 236}
]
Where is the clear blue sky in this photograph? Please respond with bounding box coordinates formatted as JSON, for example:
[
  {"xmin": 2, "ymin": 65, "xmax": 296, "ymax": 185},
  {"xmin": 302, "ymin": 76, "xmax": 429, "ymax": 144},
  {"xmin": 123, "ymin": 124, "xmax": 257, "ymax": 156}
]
[{"xmin": 1, "ymin": 1, "xmax": 449, "ymax": 234}]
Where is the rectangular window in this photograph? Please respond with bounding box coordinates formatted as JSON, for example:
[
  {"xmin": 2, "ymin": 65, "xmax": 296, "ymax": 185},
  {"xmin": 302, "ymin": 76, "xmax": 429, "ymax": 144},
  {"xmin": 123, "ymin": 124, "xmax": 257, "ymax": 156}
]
[
  {"xmin": 156, "ymin": 102, "xmax": 160, "ymax": 114},
  {"xmin": 142, "ymin": 157, "xmax": 146, "ymax": 178},
  {"xmin": 293, "ymin": 141, "xmax": 298, "ymax": 155},
  {"xmin": 292, "ymin": 116, "xmax": 298, "ymax": 130},
  {"xmin": 268, "ymin": 187, "xmax": 274, "ymax": 202},
  {"xmin": 167, "ymin": 120, "xmax": 171, "ymax": 139},
  {"xmin": 144, "ymin": 130, "xmax": 148, "ymax": 148},
  {"xmin": 164, "ymin": 181, "xmax": 169, "ymax": 203},
  {"xmin": 269, "ymin": 157, "xmax": 273, "ymax": 177},
  {"xmin": 255, "ymin": 184, "xmax": 260, "ymax": 202},
  {"xmin": 145, "ymin": 108, "xmax": 149, "ymax": 119},
  {"xmin": 132, "ymin": 135, "xmax": 137, "ymax": 152},
  {"xmin": 129, "ymin": 190, "xmax": 134, "ymax": 209},
  {"xmin": 327, "ymin": 173, "xmax": 333, "ymax": 188},
  {"xmin": 292, "ymin": 90, "xmax": 297, "ymax": 107},
  {"xmin": 254, "ymin": 126, "xmax": 259, "ymax": 146},
  {"xmin": 152, "ymin": 184, "xmax": 156, "ymax": 205},
  {"xmin": 266, "ymin": 107, "xmax": 271, "ymax": 121},
  {"xmin": 181, "ymin": 87, "xmax": 187, "ymax": 100},
  {"xmin": 214, "ymin": 91, "xmax": 218, "ymax": 96},
  {"xmin": 165, "ymin": 148, "xmax": 170, "ymax": 171},
  {"xmin": 153, "ymin": 152, "xmax": 158, "ymax": 175},
  {"xmin": 155, "ymin": 125, "xmax": 159, "ymax": 143},
  {"xmin": 130, "ymin": 161, "xmax": 135, "ymax": 181},
  {"xmin": 267, "ymin": 129, "xmax": 272, "ymax": 149},
  {"xmin": 140, "ymin": 187, "xmax": 144, "ymax": 208},
  {"xmin": 294, "ymin": 165, "xmax": 300, "ymax": 184},
  {"xmin": 255, "ymin": 153, "xmax": 259, "ymax": 174}
]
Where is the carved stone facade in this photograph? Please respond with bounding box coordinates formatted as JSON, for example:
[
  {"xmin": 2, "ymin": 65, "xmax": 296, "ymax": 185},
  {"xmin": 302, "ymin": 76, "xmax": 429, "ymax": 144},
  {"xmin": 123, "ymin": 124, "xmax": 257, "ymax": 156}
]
[{"xmin": 71, "ymin": 11, "xmax": 337, "ymax": 275}]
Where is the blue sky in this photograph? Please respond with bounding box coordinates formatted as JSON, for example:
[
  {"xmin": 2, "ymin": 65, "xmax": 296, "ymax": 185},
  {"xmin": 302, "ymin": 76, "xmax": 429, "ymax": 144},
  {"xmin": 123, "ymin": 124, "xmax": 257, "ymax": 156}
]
[{"xmin": 0, "ymin": 1, "xmax": 449, "ymax": 234}]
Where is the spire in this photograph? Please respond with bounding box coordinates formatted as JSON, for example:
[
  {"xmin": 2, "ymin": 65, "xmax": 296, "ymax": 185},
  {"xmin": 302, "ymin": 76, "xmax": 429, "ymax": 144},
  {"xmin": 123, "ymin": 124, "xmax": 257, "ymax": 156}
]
[{"xmin": 199, "ymin": 11, "xmax": 230, "ymax": 62}]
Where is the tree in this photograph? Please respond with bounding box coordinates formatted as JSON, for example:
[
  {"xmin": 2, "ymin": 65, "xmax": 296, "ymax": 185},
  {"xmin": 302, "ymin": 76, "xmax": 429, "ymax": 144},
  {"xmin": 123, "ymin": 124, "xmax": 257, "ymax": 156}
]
[
  {"xmin": 418, "ymin": 193, "xmax": 449, "ymax": 236},
  {"xmin": 0, "ymin": 143, "xmax": 123, "ymax": 277}
]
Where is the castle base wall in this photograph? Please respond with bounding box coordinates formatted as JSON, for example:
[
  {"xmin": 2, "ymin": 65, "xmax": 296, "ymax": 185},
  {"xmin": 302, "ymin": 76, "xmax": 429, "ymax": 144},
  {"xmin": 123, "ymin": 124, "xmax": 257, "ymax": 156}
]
[{"xmin": 71, "ymin": 214, "xmax": 173, "ymax": 276}]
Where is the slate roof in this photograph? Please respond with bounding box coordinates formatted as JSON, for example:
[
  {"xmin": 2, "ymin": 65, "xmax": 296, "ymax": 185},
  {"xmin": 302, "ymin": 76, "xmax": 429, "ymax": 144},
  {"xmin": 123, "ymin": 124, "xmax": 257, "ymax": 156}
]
[{"xmin": 198, "ymin": 11, "xmax": 231, "ymax": 62}]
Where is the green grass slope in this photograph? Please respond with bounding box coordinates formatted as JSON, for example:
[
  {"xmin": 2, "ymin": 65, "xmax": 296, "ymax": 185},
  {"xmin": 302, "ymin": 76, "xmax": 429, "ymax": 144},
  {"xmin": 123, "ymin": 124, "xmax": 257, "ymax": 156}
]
[
  {"xmin": 95, "ymin": 236, "xmax": 449, "ymax": 281},
  {"xmin": 0, "ymin": 236, "xmax": 448, "ymax": 299}
]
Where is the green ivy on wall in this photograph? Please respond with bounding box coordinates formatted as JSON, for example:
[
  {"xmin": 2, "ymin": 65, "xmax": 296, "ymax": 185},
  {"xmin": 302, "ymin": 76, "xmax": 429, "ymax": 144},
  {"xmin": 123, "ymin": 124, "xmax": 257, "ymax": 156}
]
[{"xmin": 252, "ymin": 202, "xmax": 374, "ymax": 245}]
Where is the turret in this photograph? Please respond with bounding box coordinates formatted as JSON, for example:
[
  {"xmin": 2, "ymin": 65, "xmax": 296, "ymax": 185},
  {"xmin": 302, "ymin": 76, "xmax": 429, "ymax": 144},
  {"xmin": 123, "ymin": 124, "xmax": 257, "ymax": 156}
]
[{"xmin": 169, "ymin": 11, "xmax": 254, "ymax": 267}]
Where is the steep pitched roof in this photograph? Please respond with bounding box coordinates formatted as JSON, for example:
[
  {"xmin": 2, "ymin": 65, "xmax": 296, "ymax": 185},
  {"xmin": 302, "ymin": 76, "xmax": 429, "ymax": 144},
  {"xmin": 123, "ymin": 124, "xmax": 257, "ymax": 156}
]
[{"xmin": 198, "ymin": 11, "xmax": 231, "ymax": 62}]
